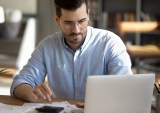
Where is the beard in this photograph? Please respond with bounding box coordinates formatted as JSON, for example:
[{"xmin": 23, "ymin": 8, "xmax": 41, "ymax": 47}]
[
  {"xmin": 63, "ymin": 30, "xmax": 87, "ymax": 45},
  {"xmin": 69, "ymin": 32, "xmax": 84, "ymax": 44}
]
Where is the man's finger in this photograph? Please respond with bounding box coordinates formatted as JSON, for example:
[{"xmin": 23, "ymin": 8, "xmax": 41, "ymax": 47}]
[
  {"xmin": 28, "ymin": 92, "xmax": 38, "ymax": 102},
  {"xmin": 41, "ymin": 83, "xmax": 52, "ymax": 95},
  {"xmin": 46, "ymin": 94, "xmax": 51, "ymax": 102},
  {"xmin": 33, "ymin": 88, "xmax": 46, "ymax": 100},
  {"xmin": 41, "ymin": 83, "xmax": 52, "ymax": 101}
]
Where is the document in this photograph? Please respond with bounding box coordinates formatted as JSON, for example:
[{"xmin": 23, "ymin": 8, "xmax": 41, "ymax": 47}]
[
  {"xmin": 0, "ymin": 101, "xmax": 83, "ymax": 113},
  {"xmin": 0, "ymin": 103, "xmax": 22, "ymax": 113}
]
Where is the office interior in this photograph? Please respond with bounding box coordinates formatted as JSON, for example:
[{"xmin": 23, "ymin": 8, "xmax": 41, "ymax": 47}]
[{"xmin": 0, "ymin": 0, "xmax": 160, "ymax": 106}]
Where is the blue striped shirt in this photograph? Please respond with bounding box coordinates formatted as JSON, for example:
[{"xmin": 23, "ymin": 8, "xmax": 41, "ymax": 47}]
[{"xmin": 11, "ymin": 26, "xmax": 132, "ymax": 99}]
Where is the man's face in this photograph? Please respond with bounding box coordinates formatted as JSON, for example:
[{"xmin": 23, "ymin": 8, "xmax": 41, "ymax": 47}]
[{"xmin": 56, "ymin": 3, "xmax": 89, "ymax": 48}]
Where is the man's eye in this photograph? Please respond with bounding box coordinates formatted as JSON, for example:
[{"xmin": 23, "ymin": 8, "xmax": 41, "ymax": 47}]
[
  {"xmin": 78, "ymin": 20, "xmax": 85, "ymax": 24},
  {"xmin": 64, "ymin": 22, "xmax": 72, "ymax": 25}
]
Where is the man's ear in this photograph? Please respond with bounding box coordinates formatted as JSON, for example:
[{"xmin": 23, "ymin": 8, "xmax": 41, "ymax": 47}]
[{"xmin": 54, "ymin": 15, "xmax": 60, "ymax": 25}]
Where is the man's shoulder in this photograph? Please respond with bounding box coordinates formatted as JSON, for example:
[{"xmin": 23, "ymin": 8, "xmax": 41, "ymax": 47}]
[
  {"xmin": 88, "ymin": 26, "xmax": 114, "ymax": 37},
  {"xmin": 45, "ymin": 32, "xmax": 62, "ymax": 40},
  {"xmin": 40, "ymin": 32, "xmax": 62, "ymax": 43},
  {"xmin": 37, "ymin": 32, "xmax": 63, "ymax": 48},
  {"xmin": 87, "ymin": 26, "xmax": 120, "ymax": 40}
]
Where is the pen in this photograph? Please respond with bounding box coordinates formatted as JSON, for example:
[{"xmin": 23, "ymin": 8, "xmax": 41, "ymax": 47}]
[
  {"xmin": 154, "ymin": 83, "xmax": 160, "ymax": 93},
  {"xmin": 158, "ymin": 81, "xmax": 160, "ymax": 88},
  {"xmin": 156, "ymin": 80, "xmax": 160, "ymax": 88}
]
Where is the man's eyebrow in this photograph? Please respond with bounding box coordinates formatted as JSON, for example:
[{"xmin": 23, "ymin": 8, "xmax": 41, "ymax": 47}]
[
  {"xmin": 63, "ymin": 20, "xmax": 74, "ymax": 23},
  {"xmin": 79, "ymin": 18, "xmax": 88, "ymax": 21},
  {"xmin": 63, "ymin": 17, "xmax": 88, "ymax": 23}
]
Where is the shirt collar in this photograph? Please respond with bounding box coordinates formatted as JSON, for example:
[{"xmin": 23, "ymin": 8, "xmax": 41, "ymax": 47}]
[{"xmin": 80, "ymin": 26, "xmax": 92, "ymax": 51}]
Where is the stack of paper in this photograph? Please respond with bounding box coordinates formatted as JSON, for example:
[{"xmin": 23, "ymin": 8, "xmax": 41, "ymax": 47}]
[{"xmin": 0, "ymin": 101, "xmax": 84, "ymax": 113}]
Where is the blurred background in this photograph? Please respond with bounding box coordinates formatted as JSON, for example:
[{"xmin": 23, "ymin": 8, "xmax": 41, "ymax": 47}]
[{"xmin": 0, "ymin": 0, "xmax": 160, "ymax": 95}]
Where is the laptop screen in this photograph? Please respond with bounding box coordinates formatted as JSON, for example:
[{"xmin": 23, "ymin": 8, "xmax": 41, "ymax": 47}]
[{"xmin": 84, "ymin": 74, "xmax": 155, "ymax": 113}]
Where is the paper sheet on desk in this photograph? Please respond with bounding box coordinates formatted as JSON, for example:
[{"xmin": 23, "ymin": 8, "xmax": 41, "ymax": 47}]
[
  {"xmin": 0, "ymin": 101, "xmax": 84, "ymax": 113},
  {"xmin": 0, "ymin": 103, "xmax": 22, "ymax": 113}
]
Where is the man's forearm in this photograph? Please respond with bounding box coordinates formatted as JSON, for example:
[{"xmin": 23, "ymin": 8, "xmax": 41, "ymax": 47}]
[
  {"xmin": 13, "ymin": 83, "xmax": 52, "ymax": 102},
  {"xmin": 14, "ymin": 83, "xmax": 35, "ymax": 102}
]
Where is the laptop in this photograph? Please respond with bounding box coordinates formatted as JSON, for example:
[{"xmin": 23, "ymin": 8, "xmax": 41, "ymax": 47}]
[{"xmin": 84, "ymin": 74, "xmax": 155, "ymax": 113}]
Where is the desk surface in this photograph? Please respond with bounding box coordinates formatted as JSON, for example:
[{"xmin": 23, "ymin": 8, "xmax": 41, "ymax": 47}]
[
  {"xmin": 0, "ymin": 95, "xmax": 24, "ymax": 106},
  {"xmin": 0, "ymin": 95, "xmax": 82, "ymax": 106},
  {"xmin": 0, "ymin": 95, "xmax": 156, "ymax": 113}
]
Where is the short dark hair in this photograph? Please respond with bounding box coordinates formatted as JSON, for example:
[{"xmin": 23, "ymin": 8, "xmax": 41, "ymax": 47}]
[{"xmin": 54, "ymin": 0, "xmax": 89, "ymax": 17}]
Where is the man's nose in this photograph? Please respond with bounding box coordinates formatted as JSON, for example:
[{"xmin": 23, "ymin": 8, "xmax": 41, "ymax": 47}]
[{"xmin": 72, "ymin": 22, "xmax": 81, "ymax": 33}]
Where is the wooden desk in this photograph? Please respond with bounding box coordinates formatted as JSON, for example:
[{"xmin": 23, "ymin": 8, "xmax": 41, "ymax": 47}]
[
  {"xmin": 0, "ymin": 95, "xmax": 156, "ymax": 113},
  {"xmin": 0, "ymin": 95, "xmax": 24, "ymax": 106},
  {"xmin": 0, "ymin": 95, "xmax": 82, "ymax": 106}
]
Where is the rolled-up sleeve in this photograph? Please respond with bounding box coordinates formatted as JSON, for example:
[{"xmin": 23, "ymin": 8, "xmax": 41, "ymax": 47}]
[{"xmin": 10, "ymin": 41, "xmax": 47, "ymax": 96}]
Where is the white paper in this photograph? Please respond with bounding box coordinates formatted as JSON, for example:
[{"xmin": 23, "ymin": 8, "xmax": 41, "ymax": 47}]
[
  {"xmin": 0, "ymin": 103, "xmax": 23, "ymax": 113},
  {"xmin": 0, "ymin": 101, "xmax": 84, "ymax": 113}
]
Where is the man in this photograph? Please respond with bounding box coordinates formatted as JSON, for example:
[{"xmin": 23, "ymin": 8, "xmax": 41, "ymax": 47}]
[{"xmin": 10, "ymin": 0, "xmax": 132, "ymax": 102}]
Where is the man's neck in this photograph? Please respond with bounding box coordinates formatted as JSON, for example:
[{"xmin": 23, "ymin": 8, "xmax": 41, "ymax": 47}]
[{"xmin": 65, "ymin": 40, "xmax": 82, "ymax": 52}]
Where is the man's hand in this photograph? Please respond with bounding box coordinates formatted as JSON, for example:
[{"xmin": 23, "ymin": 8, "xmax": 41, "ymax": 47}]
[
  {"xmin": 14, "ymin": 83, "xmax": 52, "ymax": 102},
  {"xmin": 33, "ymin": 83, "xmax": 52, "ymax": 102},
  {"xmin": 75, "ymin": 102, "xmax": 84, "ymax": 108}
]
